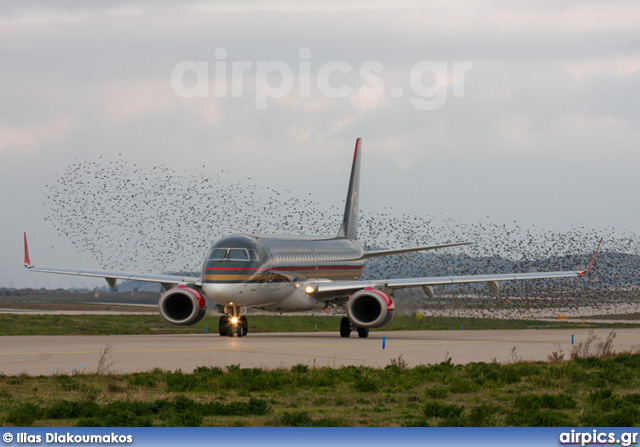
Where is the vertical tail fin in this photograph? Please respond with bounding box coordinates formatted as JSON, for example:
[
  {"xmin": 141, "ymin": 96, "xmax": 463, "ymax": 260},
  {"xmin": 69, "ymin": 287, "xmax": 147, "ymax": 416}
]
[{"xmin": 337, "ymin": 138, "xmax": 362, "ymax": 240}]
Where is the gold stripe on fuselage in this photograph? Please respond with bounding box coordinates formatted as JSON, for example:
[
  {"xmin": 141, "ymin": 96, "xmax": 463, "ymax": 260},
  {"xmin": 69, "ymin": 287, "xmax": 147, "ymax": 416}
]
[{"xmin": 202, "ymin": 268, "xmax": 363, "ymax": 282}]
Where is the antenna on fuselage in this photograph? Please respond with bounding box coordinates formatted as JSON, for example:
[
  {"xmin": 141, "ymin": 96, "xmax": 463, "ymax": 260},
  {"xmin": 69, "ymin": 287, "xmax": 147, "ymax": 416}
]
[{"xmin": 337, "ymin": 138, "xmax": 362, "ymax": 241}]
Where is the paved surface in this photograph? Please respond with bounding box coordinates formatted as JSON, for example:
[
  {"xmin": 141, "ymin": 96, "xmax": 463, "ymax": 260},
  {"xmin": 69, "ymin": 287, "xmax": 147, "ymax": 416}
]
[{"xmin": 1, "ymin": 328, "xmax": 638, "ymax": 376}]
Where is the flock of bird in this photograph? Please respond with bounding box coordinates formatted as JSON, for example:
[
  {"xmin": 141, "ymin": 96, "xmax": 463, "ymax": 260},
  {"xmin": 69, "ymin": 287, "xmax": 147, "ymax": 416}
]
[{"xmin": 44, "ymin": 155, "xmax": 640, "ymax": 318}]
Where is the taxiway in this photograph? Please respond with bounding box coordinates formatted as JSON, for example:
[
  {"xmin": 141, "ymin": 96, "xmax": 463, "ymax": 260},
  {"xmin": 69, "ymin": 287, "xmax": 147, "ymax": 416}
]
[{"xmin": 1, "ymin": 328, "xmax": 638, "ymax": 376}]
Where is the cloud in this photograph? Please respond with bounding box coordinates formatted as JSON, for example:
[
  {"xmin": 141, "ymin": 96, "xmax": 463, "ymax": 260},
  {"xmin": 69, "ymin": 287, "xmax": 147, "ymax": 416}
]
[{"xmin": 0, "ymin": 116, "xmax": 75, "ymax": 153}]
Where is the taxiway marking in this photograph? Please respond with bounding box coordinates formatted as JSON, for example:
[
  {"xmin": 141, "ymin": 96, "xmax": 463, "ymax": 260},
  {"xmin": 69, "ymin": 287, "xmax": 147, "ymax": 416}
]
[{"xmin": 0, "ymin": 336, "xmax": 568, "ymax": 358}]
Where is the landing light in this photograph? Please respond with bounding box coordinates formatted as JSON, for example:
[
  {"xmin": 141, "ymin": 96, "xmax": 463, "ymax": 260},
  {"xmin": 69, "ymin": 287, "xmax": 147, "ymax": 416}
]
[
  {"xmin": 305, "ymin": 286, "xmax": 315, "ymax": 294},
  {"xmin": 231, "ymin": 317, "xmax": 238, "ymax": 324}
]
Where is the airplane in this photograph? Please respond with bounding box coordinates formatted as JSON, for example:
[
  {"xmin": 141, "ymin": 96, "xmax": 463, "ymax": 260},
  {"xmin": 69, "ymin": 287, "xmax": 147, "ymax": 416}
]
[{"xmin": 23, "ymin": 138, "xmax": 601, "ymax": 338}]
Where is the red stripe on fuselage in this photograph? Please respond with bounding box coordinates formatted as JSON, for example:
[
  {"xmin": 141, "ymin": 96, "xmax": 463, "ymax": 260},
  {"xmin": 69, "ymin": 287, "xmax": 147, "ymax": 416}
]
[
  {"xmin": 203, "ymin": 267, "xmax": 263, "ymax": 271},
  {"xmin": 203, "ymin": 265, "xmax": 362, "ymax": 271}
]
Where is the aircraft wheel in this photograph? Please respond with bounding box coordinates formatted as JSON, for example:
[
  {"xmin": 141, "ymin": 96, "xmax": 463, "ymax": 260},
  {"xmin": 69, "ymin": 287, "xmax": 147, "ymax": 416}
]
[
  {"xmin": 357, "ymin": 327, "xmax": 369, "ymax": 338},
  {"xmin": 340, "ymin": 317, "xmax": 351, "ymax": 338},
  {"xmin": 239, "ymin": 316, "xmax": 248, "ymax": 336},
  {"xmin": 219, "ymin": 316, "xmax": 230, "ymax": 336},
  {"xmin": 236, "ymin": 324, "xmax": 243, "ymax": 338},
  {"xmin": 227, "ymin": 324, "xmax": 234, "ymax": 337}
]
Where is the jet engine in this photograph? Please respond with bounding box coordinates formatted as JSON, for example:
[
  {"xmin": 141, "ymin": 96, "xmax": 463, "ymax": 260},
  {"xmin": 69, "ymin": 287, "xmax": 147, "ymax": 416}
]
[
  {"xmin": 158, "ymin": 285, "xmax": 206, "ymax": 326},
  {"xmin": 346, "ymin": 288, "xmax": 395, "ymax": 329}
]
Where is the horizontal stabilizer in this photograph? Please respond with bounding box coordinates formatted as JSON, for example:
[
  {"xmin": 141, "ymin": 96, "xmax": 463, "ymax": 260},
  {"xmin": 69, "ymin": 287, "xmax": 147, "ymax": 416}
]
[{"xmin": 363, "ymin": 242, "xmax": 473, "ymax": 258}]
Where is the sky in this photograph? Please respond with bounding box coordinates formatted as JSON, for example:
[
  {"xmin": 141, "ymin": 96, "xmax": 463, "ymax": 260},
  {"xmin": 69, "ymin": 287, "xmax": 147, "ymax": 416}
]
[{"xmin": 1, "ymin": 0, "xmax": 639, "ymax": 288}]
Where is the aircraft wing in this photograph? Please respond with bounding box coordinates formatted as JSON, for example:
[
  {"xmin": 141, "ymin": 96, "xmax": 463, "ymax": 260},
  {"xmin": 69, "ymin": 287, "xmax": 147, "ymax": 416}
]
[
  {"xmin": 315, "ymin": 238, "xmax": 602, "ymax": 299},
  {"xmin": 363, "ymin": 241, "xmax": 473, "ymax": 258},
  {"xmin": 23, "ymin": 233, "xmax": 200, "ymax": 290},
  {"xmin": 315, "ymin": 270, "xmax": 582, "ymax": 295}
]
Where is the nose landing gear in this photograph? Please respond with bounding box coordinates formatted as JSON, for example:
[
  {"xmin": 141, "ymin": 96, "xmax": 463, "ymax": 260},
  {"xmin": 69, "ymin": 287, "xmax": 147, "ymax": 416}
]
[{"xmin": 218, "ymin": 305, "xmax": 248, "ymax": 337}]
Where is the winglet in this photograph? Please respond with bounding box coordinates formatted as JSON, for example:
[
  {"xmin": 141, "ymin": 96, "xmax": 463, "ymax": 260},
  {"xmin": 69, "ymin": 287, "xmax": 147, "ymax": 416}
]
[
  {"xmin": 578, "ymin": 237, "xmax": 603, "ymax": 275},
  {"xmin": 24, "ymin": 232, "xmax": 33, "ymax": 268}
]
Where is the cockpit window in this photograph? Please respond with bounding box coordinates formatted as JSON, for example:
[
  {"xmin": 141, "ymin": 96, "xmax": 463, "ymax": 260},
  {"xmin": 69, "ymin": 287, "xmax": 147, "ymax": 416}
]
[
  {"xmin": 228, "ymin": 248, "xmax": 250, "ymax": 261},
  {"xmin": 211, "ymin": 248, "xmax": 228, "ymax": 261},
  {"xmin": 248, "ymin": 249, "xmax": 260, "ymax": 261}
]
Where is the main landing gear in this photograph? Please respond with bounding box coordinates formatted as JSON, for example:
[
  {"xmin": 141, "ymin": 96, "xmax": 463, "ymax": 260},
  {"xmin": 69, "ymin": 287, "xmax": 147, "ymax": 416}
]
[
  {"xmin": 340, "ymin": 317, "xmax": 369, "ymax": 338},
  {"xmin": 218, "ymin": 304, "xmax": 248, "ymax": 337}
]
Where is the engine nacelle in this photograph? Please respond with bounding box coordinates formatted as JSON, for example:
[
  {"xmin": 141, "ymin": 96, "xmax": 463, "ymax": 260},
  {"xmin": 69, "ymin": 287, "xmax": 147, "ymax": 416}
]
[
  {"xmin": 346, "ymin": 288, "xmax": 395, "ymax": 329},
  {"xmin": 158, "ymin": 286, "xmax": 206, "ymax": 326}
]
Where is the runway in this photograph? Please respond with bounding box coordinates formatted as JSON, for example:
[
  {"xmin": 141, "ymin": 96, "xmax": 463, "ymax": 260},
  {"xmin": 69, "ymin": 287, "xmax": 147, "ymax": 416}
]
[{"xmin": 1, "ymin": 328, "xmax": 638, "ymax": 376}]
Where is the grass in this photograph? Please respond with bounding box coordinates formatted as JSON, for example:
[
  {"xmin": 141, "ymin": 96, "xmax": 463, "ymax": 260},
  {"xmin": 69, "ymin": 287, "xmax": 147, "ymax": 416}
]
[
  {"xmin": 2, "ymin": 346, "xmax": 640, "ymax": 427},
  {"xmin": 0, "ymin": 314, "xmax": 638, "ymax": 336},
  {"xmin": 0, "ymin": 301, "xmax": 154, "ymax": 312}
]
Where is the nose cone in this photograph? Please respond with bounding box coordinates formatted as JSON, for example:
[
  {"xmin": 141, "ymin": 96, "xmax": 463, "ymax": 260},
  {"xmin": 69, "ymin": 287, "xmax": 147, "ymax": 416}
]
[{"xmin": 202, "ymin": 235, "xmax": 268, "ymax": 283}]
